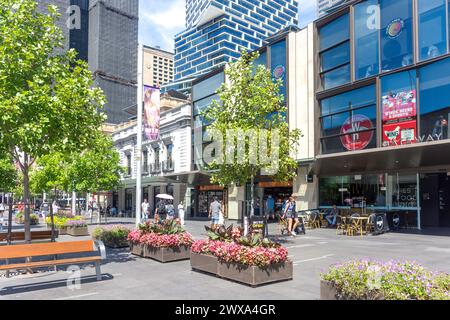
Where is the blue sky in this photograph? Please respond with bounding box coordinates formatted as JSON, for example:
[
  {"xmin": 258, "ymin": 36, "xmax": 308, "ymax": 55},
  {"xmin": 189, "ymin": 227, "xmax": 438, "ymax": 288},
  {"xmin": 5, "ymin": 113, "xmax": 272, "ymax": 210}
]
[{"xmin": 139, "ymin": 0, "xmax": 317, "ymax": 53}]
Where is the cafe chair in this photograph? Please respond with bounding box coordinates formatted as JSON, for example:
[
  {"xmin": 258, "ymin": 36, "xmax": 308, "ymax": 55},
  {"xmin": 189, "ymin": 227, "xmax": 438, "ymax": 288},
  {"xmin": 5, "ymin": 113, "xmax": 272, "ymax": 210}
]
[
  {"xmin": 309, "ymin": 211, "xmax": 321, "ymax": 229},
  {"xmin": 365, "ymin": 214, "xmax": 376, "ymax": 234},
  {"xmin": 336, "ymin": 216, "xmax": 347, "ymax": 235}
]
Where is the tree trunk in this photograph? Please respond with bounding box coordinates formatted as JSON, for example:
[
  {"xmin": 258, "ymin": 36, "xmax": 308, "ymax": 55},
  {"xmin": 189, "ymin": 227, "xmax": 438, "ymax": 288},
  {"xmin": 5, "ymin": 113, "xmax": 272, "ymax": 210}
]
[
  {"xmin": 22, "ymin": 153, "xmax": 31, "ymax": 243},
  {"xmin": 97, "ymin": 193, "xmax": 100, "ymax": 224},
  {"xmin": 250, "ymin": 174, "xmax": 255, "ymax": 218}
]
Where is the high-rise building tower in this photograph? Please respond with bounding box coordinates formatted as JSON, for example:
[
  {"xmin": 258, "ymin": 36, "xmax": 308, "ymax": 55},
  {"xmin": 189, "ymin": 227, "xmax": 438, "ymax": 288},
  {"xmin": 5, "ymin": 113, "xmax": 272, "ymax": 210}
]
[
  {"xmin": 143, "ymin": 46, "xmax": 175, "ymax": 88},
  {"xmin": 166, "ymin": 0, "xmax": 299, "ymax": 95},
  {"xmin": 317, "ymin": 0, "xmax": 345, "ymax": 17},
  {"xmin": 38, "ymin": 0, "xmax": 139, "ymax": 124}
]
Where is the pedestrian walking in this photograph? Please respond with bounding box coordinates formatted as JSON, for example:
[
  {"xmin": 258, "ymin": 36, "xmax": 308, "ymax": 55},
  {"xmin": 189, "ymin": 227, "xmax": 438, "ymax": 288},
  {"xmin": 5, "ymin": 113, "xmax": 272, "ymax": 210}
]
[
  {"xmin": 218, "ymin": 200, "xmax": 225, "ymax": 226},
  {"xmin": 209, "ymin": 197, "xmax": 222, "ymax": 228},
  {"xmin": 166, "ymin": 201, "xmax": 175, "ymax": 220},
  {"xmin": 178, "ymin": 201, "xmax": 185, "ymax": 226},
  {"xmin": 141, "ymin": 198, "xmax": 150, "ymax": 222},
  {"xmin": 52, "ymin": 200, "xmax": 59, "ymax": 215}
]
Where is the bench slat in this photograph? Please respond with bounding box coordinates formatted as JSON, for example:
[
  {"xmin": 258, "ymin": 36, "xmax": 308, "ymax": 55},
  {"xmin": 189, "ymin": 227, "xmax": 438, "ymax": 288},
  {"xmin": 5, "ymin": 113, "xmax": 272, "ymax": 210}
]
[
  {"xmin": 0, "ymin": 240, "xmax": 95, "ymax": 259},
  {"xmin": 0, "ymin": 256, "xmax": 101, "ymax": 271},
  {"xmin": 0, "ymin": 231, "xmax": 59, "ymax": 242}
]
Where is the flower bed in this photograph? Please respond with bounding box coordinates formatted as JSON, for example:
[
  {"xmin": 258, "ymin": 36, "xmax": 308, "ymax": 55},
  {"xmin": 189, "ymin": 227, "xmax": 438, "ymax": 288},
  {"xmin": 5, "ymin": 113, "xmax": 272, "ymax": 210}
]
[
  {"xmin": 15, "ymin": 212, "xmax": 39, "ymax": 225},
  {"xmin": 66, "ymin": 220, "xmax": 89, "ymax": 236},
  {"xmin": 321, "ymin": 259, "xmax": 450, "ymax": 300},
  {"xmin": 46, "ymin": 215, "xmax": 83, "ymax": 235},
  {"xmin": 93, "ymin": 225, "xmax": 130, "ymax": 248},
  {"xmin": 128, "ymin": 220, "xmax": 194, "ymax": 263},
  {"xmin": 190, "ymin": 225, "xmax": 292, "ymax": 286}
]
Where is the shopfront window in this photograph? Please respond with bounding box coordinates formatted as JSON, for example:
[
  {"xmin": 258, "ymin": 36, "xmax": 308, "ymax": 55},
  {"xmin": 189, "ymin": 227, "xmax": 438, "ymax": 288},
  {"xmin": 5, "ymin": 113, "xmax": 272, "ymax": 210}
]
[
  {"xmin": 418, "ymin": 0, "xmax": 448, "ymax": 62},
  {"xmin": 419, "ymin": 57, "xmax": 450, "ymax": 141},
  {"xmin": 380, "ymin": 0, "xmax": 413, "ymax": 72},
  {"xmin": 320, "ymin": 85, "xmax": 377, "ymax": 154},
  {"xmin": 381, "ymin": 70, "xmax": 418, "ymax": 147},
  {"xmin": 354, "ymin": 0, "xmax": 380, "ymax": 79},
  {"xmin": 319, "ymin": 175, "xmax": 387, "ymax": 209},
  {"xmin": 319, "ymin": 14, "xmax": 351, "ymax": 90},
  {"xmin": 387, "ymin": 174, "xmax": 418, "ymax": 209}
]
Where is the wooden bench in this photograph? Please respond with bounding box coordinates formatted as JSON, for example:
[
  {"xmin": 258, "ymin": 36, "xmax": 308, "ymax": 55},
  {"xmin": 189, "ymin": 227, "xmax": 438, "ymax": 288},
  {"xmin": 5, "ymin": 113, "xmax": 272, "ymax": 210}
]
[
  {"xmin": 0, "ymin": 240, "xmax": 106, "ymax": 281},
  {"xmin": 0, "ymin": 230, "xmax": 59, "ymax": 242}
]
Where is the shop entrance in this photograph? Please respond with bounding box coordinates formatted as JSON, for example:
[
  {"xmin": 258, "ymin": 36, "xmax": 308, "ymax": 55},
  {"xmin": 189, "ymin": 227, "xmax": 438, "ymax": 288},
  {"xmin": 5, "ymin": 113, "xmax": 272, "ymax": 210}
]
[
  {"xmin": 263, "ymin": 187, "xmax": 293, "ymax": 218},
  {"xmin": 421, "ymin": 173, "xmax": 450, "ymax": 228}
]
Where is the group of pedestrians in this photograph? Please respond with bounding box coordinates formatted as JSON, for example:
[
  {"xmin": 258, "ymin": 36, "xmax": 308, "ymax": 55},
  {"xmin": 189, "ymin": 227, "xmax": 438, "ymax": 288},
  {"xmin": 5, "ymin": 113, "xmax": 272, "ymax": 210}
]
[{"xmin": 141, "ymin": 198, "xmax": 186, "ymax": 225}]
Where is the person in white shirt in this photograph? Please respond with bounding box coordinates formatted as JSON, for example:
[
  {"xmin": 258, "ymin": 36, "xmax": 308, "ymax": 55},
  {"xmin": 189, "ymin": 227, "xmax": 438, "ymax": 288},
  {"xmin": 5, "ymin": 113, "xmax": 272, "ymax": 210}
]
[
  {"xmin": 141, "ymin": 199, "xmax": 149, "ymax": 221},
  {"xmin": 178, "ymin": 201, "xmax": 185, "ymax": 226},
  {"xmin": 52, "ymin": 200, "xmax": 59, "ymax": 215}
]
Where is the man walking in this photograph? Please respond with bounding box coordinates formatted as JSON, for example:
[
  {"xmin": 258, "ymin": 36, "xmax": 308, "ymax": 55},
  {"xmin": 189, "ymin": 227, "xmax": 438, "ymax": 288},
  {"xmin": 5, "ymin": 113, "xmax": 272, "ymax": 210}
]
[
  {"xmin": 208, "ymin": 197, "xmax": 222, "ymax": 227},
  {"xmin": 141, "ymin": 199, "xmax": 149, "ymax": 222},
  {"xmin": 178, "ymin": 201, "xmax": 185, "ymax": 226}
]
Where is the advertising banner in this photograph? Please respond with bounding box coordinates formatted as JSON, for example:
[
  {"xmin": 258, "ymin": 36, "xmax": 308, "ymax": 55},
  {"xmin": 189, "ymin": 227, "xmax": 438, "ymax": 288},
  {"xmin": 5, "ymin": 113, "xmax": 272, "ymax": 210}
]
[
  {"xmin": 382, "ymin": 120, "xmax": 417, "ymax": 147},
  {"xmin": 143, "ymin": 86, "xmax": 160, "ymax": 141},
  {"xmin": 382, "ymin": 90, "xmax": 417, "ymax": 123},
  {"xmin": 340, "ymin": 114, "xmax": 374, "ymax": 151}
]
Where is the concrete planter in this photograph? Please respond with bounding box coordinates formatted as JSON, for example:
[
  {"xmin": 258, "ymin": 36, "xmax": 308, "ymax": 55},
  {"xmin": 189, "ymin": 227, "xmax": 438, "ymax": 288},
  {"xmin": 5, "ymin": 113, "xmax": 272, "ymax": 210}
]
[
  {"xmin": 190, "ymin": 252, "xmax": 219, "ymax": 275},
  {"xmin": 130, "ymin": 242, "xmax": 144, "ymax": 256},
  {"xmin": 143, "ymin": 245, "xmax": 191, "ymax": 263},
  {"xmin": 217, "ymin": 260, "xmax": 293, "ymax": 287},
  {"xmin": 320, "ymin": 280, "xmax": 340, "ymax": 300},
  {"xmin": 58, "ymin": 226, "xmax": 68, "ymax": 235},
  {"xmin": 67, "ymin": 226, "xmax": 89, "ymax": 236}
]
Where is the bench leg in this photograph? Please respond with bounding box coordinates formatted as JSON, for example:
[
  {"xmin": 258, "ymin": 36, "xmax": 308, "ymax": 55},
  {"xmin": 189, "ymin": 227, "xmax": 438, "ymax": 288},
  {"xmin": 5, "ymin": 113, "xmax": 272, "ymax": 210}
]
[{"xmin": 95, "ymin": 261, "xmax": 102, "ymax": 281}]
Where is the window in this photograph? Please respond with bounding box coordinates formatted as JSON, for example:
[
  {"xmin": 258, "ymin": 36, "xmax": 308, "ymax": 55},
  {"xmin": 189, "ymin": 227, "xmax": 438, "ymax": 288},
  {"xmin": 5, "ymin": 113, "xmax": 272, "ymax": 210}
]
[
  {"xmin": 418, "ymin": 0, "xmax": 448, "ymax": 62},
  {"xmin": 154, "ymin": 148, "xmax": 160, "ymax": 169},
  {"xmin": 143, "ymin": 150, "xmax": 148, "ymax": 173},
  {"xmin": 320, "ymin": 85, "xmax": 377, "ymax": 154},
  {"xmin": 319, "ymin": 14, "xmax": 351, "ymax": 90},
  {"xmin": 381, "ymin": 70, "xmax": 417, "ymax": 147},
  {"xmin": 380, "ymin": 0, "xmax": 414, "ymax": 72},
  {"xmin": 166, "ymin": 144, "xmax": 174, "ymax": 163},
  {"xmin": 270, "ymin": 40, "xmax": 287, "ymax": 100},
  {"xmin": 419, "ymin": 57, "xmax": 450, "ymax": 141},
  {"xmin": 354, "ymin": 0, "xmax": 380, "ymax": 79},
  {"xmin": 126, "ymin": 154, "xmax": 132, "ymax": 176}
]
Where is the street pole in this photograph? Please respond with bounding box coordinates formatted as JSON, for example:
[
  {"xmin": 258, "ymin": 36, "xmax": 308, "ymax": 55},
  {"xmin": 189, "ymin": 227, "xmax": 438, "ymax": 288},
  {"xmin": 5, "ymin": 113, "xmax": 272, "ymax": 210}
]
[{"xmin": 135, "ymin": 43, "xmax": 144, "ymax": 227}]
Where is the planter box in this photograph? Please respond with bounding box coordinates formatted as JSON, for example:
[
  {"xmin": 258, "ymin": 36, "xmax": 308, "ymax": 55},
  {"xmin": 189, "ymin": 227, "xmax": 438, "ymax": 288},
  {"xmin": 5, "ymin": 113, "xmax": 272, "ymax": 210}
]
[
  {"xmin": 144, "ymin": 245, "xmax": 191, "ymax": 263},
  {"xmin": 217, "ymin": 260, "xmax": 293, "ymax": 287},
  {"xmin": 67, "ymin": 226, "xmax": 89, "ymax": 236},
  {"xmin": 104, "ymin": 242, "xmax": 129, "ymax": 249},
  {"xmin": 320, "ymin": 280, "xmax": 339, "ymax": 300},
  {"xmin": 130, "ymin": 242, "xmax": 144, "ymax": 256},
  {"xmin": 58, "ymin": 226, "xmax": 68, "ymax": 235},
  {"xmin": 190, "ymin": 252, "xmax": 219, "ymax": 275}
]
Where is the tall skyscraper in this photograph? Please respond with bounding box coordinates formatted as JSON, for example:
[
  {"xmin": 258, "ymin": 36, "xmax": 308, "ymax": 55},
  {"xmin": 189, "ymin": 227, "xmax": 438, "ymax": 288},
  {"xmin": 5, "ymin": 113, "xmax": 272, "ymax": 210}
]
[
  {"xmin": 317, "ymin": 0, "xmax": 345, "ymax": 17},
  {"xmin": 38, "ymin": 0, "xmax": 139, "ymax": 124},
  {"xmin": 166, "ymin": 0, "xmax": 299, "ymax": 94}
]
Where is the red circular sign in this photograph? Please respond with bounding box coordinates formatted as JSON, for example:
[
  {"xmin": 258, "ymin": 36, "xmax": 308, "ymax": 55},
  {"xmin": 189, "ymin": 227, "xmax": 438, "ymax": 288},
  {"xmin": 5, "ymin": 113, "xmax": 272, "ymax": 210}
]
[{"xmin": 340, "ymin": 115, "xmax": 374, "ymax": 151}]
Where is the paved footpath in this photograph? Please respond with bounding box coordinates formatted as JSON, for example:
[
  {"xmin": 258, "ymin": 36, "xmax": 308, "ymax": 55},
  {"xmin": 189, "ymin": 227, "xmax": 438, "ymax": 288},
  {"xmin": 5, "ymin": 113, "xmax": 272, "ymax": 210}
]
[{"xmin": 1, "ymin": 219, "xmax": 450, "ymax": 300}]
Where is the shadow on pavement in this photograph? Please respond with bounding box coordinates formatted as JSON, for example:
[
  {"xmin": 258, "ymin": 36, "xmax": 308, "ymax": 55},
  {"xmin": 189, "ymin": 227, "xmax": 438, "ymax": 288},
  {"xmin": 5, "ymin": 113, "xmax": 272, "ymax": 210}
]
[{"xmin": 0, "ymin": 274, "xmax": 114, "ymax": 296}]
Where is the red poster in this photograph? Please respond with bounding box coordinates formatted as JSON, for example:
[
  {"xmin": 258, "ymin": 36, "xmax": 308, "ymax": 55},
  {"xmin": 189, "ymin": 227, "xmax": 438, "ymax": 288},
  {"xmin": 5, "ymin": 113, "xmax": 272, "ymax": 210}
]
[
  {"xmin": 382, "ymin": 90, "xmax": 416, "ymax": 123},
  {"xmin": 382, "ymin": 120, "xmax": 417, "ymax": 147},
  {"xmin": 340, "ymin": 115, "xmax": 374, "ymax": 151}
]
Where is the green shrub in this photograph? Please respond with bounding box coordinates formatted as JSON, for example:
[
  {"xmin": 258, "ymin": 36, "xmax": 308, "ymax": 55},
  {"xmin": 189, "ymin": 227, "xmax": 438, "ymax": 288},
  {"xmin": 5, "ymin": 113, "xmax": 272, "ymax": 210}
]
[
  {"xmin": 93, "ymin": 225, "xmax": 130, "ymax": 248},
  {"xmin": 322, "ymin": 259, "xmax": 450, "ymax": 300},
  {"xmin": 15, "ymin": 212, "xmax": 39, "ymax": 225}
]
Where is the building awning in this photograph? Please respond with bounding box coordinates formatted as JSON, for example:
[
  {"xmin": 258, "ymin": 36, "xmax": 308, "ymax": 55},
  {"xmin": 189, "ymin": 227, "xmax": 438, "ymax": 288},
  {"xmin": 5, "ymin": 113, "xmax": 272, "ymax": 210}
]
[{"xmin": 314, "ymin": 140, "xmax": 450, "ymax": 176}]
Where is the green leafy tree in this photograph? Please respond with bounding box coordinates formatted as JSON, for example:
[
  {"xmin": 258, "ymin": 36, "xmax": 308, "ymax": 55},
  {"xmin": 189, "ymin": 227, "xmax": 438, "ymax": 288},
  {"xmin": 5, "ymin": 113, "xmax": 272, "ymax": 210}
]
[
  {"xmin": 68, "ymin": 133, "xmax": 124, "ymax": 209},
  {"xmin": 0, "ymin": 0, "xmax": 106, "ymax": 241},
  {"xmin": 30, "ymin": 153, "xmax": 69, "ymax": 196},
  {"xmin": 202, "ymin": 51, "xmax": 302, "ymax": 217},
  {"xmin": 0, "ymin": 156, "xmax": 18, "ymax": 193}
]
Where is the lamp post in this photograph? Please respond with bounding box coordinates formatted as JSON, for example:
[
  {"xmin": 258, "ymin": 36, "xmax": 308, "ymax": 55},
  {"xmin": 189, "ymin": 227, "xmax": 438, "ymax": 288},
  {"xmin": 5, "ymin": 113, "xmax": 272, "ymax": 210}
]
[{"xmin": 135, "ymin": 43, "xmax": 144, "ymax": 227}]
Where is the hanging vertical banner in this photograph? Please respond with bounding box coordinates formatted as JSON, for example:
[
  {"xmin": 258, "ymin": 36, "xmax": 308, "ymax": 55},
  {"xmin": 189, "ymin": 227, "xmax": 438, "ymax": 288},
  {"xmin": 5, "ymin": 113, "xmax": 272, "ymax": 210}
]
[{"xmin": 143, "ymin": 85, "xmax": 160, "ymax": 141}]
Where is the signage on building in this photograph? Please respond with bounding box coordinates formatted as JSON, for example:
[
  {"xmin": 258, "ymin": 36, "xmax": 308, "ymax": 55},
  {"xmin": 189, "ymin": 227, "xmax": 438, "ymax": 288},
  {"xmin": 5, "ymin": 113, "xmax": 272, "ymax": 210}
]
[
  {"xmin": 340, "ymin": 115, "xmax": 374, "ymax": 151},
  {"xmin": 273, "ymin": 65, "xmax": 286, "ymax": 80},
  {"xmin": 382, "ymin": 120, "xmax": 417, "ymax": 146},
  {"xmin": 198, "ymin": 185, "xmax": 225, "ymax": 191},
  {"xmin": 382, "ymin": 90, "xmax": 418, "ymax": 147},
  {"xmin": 386, "ymin": 18, "xmax": 404, "ymax": 39},
  {"xmin": 143, "ymin": 86, "xmax": 160, "ymax": 141},
  {"xmin": 258, "ymin": 181, "xmax": 293, "ymax": 188},
  {"xmin": 382, "ymin": 90, "xmax": 416, "ymax": 123}
]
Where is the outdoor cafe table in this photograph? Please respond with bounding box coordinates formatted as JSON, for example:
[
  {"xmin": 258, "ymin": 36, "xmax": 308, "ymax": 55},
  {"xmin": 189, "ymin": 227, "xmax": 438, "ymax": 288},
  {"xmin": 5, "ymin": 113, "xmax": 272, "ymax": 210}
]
[{"xmin": 341, "ymin": 216, "xmax": 368, "ymax": 236}]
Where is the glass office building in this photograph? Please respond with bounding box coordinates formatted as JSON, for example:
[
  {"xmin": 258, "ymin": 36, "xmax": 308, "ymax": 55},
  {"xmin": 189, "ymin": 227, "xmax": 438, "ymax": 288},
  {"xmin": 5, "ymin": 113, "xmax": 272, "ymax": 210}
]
[
  {"xmin": 171, "ymin": 0, "xmax": 298, "ymax": 93},
  {"xmin": 315, "ymin": 0, "xmax": 450, "ymax": 229}
]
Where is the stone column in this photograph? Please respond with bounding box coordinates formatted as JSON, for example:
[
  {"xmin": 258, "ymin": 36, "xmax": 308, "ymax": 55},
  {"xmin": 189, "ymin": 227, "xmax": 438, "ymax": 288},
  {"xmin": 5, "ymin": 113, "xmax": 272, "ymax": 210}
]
[
  {"xmin": 227, "ymin": 184, "xmax": 245, "ymax": 221},
  {"xmin": 294, "ymin": 166, "xmax": 318, "ymax": 211}
]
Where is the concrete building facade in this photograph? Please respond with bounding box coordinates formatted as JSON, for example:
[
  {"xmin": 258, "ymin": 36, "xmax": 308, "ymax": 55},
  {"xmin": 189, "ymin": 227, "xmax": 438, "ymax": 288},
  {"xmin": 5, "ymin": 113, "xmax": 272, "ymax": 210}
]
[{"xmin": 143, "ymin": 46, "xmax": 175, "ymax": 88}]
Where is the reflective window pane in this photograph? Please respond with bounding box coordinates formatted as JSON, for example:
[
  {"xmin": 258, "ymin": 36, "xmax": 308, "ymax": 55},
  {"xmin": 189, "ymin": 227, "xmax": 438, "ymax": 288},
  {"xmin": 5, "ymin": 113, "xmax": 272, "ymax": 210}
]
[
  {"xmin": 380, "ymin": 0, "xmax": 414, "ymax": 72},
  {"xmin": 418, "ymin": 0, "xmax": 447, "ymax": 61},
  {"xmin": 270, "ymin": 40, "xmax": 287, "ymax": 100},
  {"xmin": 321, "ymin": 42, "xmax": 350, "ymax": 72},
  {"xmin": 321, "ymin": 85, "xmax": 376, "ymax": 116},
  {"xmin": 354, "ymin": 0, "xmax": 380, "ymax": 79},
  {"xmin": 419, "ymin": 57, "xmax": 450, "ymax": 141},
  {"xmin": 321, "ymin": 64, "xmax": 351, "ymax": 90},
  {"xmin": 319, "ymin": 14, "xmax": 350, "ymax": 51}
]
